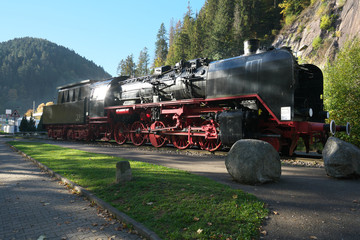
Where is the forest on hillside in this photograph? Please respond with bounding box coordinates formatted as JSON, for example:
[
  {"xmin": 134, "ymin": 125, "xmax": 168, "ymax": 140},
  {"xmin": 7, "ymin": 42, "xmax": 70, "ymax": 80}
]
[
  {"xmin": 0, "ymin": 37, "xmax": 110, "ymax": 114},
  {"xmin": 117, "ymin": 0, "xmax": 313, "ymax": 76}
]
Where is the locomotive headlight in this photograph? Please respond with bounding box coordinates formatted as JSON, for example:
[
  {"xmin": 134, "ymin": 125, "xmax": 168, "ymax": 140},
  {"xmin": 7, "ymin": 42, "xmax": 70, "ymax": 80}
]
[{"xmin": 309, "ymin": 108, "xmax": 313, "ymax": 118}]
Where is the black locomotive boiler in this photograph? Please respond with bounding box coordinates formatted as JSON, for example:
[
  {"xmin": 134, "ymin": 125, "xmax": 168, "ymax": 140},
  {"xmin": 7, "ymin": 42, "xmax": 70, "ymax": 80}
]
[{"xmin": 42, "ymin": 40, "xmax": 350, "ymax": 155}]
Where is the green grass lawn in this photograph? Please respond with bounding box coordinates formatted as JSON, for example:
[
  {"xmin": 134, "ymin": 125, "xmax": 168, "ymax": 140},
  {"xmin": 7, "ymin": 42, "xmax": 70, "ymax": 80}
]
[{"xmin": 9, "ymin": 141, "xmax": 268, "ymax": 240}]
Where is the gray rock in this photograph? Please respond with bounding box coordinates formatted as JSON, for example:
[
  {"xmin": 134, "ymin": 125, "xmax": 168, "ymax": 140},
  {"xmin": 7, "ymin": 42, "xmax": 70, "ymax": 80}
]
[
  {"xmin": 116, "ymin": 161, "xmax": 132, "ymax": 183},
  {"xmin": 323, "ymin": 137, "xmax": 360, "ymax": 178},
  {"xmin": 225, "ymin": 139, "xmax": 281, "ymax": 184}
]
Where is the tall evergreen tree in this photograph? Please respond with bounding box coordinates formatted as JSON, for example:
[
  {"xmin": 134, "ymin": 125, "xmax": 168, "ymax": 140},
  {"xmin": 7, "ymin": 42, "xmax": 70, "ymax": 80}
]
[
  {"xmin": 154, "ymin": 23, "xmax": 168, "ymax": 67},
  {"xmin": 188, "ymin": 13, "xmax": 204, "ymax": 59},
  {"xmin": 117, "ymin": 54, "xmax": 136, "ymax": 77},
  {"xmin": 166, "ymin": 21, "xmax": 183, "ymax": 66},
  {"xmin": 19, "ymin": 116, "xmax": 29, "ymax": 132},
  {"xmin": 28, "ymin": 115, "xmax": 36, "ymax": 132},
  {"xmin": 207, "ymin": 0, "xmax": 235, "ymax": 59},
  {"xmin": 136, "ymin": 47, "xmax": 150, "ymax": 76}
]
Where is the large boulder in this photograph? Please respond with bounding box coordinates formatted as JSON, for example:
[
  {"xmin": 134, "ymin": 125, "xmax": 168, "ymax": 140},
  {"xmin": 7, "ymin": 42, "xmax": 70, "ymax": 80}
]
[
  {"xmin": 323, "ymin": 137, "xmax": 360, "ymax": 178},
  {"xmin": 225, "ymin": 139, "xmax": 281, "ymax": 184}
]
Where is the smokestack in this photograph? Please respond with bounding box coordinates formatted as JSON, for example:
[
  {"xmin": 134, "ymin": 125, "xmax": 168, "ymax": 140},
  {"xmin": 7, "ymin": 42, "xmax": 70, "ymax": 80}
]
[{"xmin": 244, "ymin": 39, "xmax": 260, "ymax": 55}]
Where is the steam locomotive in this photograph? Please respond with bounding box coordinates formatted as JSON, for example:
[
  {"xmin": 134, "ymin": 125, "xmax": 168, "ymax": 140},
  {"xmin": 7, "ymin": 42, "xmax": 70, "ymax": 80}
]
[{"xmin": 42, "ymin": 40, "xmax": 350, "ymax": 155}]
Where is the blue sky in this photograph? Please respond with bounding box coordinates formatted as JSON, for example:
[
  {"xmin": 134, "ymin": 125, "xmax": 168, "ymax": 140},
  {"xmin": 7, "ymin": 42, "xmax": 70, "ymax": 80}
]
[{"xmin": 0, "ymin": 0, "xmax": 206, "ymax": 76}]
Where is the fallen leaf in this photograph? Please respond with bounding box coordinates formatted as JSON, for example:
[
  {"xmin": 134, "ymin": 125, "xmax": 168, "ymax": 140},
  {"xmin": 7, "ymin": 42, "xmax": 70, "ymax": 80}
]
[
  {"xmin": 193, "ymin": 217, "xmax": 200, "ymax": 221},
  {"xmin": 207, "ymin": 222, "xmax": 213, "ymax": 226},
  {"xmin": 232, "ymin": 194, "xmax": 238, "ymax": 199},
  {"xmin": 273, "ymin": 211, "xmax": 279, "ymax": 215},
  {"xmin": 197, "ymin": 229, "xmax": 203, "ymax": 234},
  {"xmin": 309, "ymin": 236, "xmax": 318, "ymax": 239},
  {"xmin": 115, "ymin": 226, "xmax": 123, "ymax": 231},
  {"xmin": 92, "ymin": 223, "xmax": 98, "ymax": 226},
  {"xmin": 261, "ymin": 230, "xmax": 267, "ymax": 235}
]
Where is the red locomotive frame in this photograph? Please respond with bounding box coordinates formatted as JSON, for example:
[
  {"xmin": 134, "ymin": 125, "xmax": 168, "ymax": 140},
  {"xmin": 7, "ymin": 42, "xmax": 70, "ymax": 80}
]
[{"xmin": 46, "ymin": 93, "xmax": 348, "ymax": 156}]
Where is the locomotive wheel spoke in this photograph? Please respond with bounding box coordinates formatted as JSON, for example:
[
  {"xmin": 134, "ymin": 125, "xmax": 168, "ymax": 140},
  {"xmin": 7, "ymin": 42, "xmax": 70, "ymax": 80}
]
[
  {"xmin": 149, "ymin": 121, "xmax": 166, "ymax": 148},
  {"xmin": 198, "ymin": 120, "xmax": 222, "ymax": 152},
  {"xmin": 114, "ymin": 122, "xmax": 128, "ymax": 145},
  {"xmin": 130, "ymin": 121, "xmax": 147, "ymax": 146},
  {"xmin": 199, "ymin": 138, "xmax": 222, "ymax": 152},
  {"xmin": 172, "ymin": 135, "xmax": 190, "ymax": 150}
]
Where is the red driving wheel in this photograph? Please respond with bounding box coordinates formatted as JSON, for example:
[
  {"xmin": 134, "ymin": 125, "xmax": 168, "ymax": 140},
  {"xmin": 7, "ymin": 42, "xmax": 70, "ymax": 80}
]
[
  {"xmin": 114, "ymin": 122, "xmax": 128, "ymax": 145},
  {"xmin": 130, "ymin": 121, "xmax": 147, "ymax": 146},
  {"xmin": 172, "ymin": 134, "xmax": 190, "ymax": 150},
  {"xmin": 198, "ymin": 121, "xmax": 222, "ymax": 152},
  {"xmin": 149, "ymin": 121, "xmax": 167, "ymax": 148}
]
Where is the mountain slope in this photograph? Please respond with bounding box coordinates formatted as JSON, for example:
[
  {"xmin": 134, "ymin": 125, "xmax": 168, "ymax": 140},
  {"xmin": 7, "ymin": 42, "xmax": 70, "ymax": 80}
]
[
  {"xmin": 273, "ymin": 0, "xmax": 360, "ymax": 67},
  {"xmin": 0, "ymin": 37, "xmax": 111, "ymax": 114}
]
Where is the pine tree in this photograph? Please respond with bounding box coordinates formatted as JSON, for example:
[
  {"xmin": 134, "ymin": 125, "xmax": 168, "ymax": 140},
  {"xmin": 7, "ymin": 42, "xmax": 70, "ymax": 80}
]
[
  {"xmin": 19, "ymin": 116, "xmax": 29, "ymax": 132},
  {"xmin": 136, "ymin": 47, "xmax": 150, "ymax": 76},
  {"xmin": 117, "ymin": 54, "xmax": 136, "ymax": 77},
  {"xmin": 153, "ymin": 23, "xmax": 168, "ymax": 67},
  {"xmin": 28, "ymin": 115, "xmax": 36, "ymax": 132},
  {"xmin": 166, "ymin": 21, "xmax": 183, "ymax": 66},
  {"xmin": 207, "ymin": 0, "xmax": 235, "ymax": 59}
]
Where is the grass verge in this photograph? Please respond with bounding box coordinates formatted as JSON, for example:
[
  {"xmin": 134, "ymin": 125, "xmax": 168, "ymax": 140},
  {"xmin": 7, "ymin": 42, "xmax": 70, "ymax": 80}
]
[{"xmin": 9, "ymin": 141, "xmax": 268, "ymax": 239}]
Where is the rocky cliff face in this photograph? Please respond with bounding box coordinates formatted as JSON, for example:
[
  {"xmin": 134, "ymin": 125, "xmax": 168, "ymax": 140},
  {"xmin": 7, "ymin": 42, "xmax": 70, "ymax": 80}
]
[{"xmin": 273, "ymin": 0, "xmax": 360, "ymax": 67}]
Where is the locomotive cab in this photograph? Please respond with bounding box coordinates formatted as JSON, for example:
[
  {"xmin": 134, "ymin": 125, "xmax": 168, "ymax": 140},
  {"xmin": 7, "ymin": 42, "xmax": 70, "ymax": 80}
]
[
  {"xmin": 294, "ymin": 64, "xmax": 324, "ymax": 122},
  {"xmin": 89, "ymin": 79, "xmax": 112, "ymax": 118}
]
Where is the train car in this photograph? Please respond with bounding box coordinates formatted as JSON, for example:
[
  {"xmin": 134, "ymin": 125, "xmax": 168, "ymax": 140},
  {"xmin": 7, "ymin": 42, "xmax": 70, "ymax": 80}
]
[{"xmin": 42, "ymin": 40, "xmax": 350, "ymax": 155}]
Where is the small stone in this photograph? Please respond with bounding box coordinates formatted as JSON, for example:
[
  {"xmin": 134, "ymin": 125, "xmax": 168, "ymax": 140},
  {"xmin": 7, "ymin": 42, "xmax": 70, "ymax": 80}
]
[{"xmin": 116, "ymin": 161, "xmax": 132, "ymax": 183}]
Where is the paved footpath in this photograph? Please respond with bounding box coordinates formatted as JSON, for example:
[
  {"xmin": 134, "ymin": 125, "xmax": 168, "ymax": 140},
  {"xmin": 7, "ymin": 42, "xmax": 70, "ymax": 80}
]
[{"xmin": 0, "ymin": 138, "xmax": 142, "ymax": 240}]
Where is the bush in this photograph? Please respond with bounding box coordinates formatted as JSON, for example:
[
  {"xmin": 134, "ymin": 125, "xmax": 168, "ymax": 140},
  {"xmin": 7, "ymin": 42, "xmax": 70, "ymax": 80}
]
[
  {"xmin": 320, "ymin": 15, "xmax": 331, "ymax": 30},
  {"xmin": 312, "ymin": 36, "xmax": 323, "ymax": 50},
  {"xmin": 320, "ymin": 14, "xmax": 336, "ymax": 31},
  {"xmin": 324, "ymin": 38, "xmax": 360, "ymax": 146}
]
